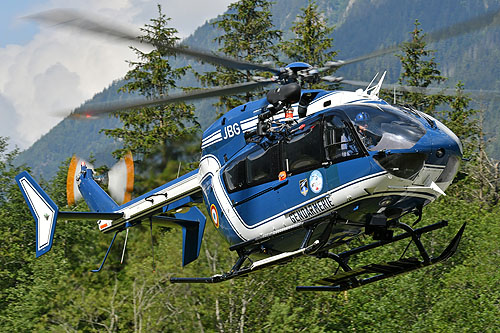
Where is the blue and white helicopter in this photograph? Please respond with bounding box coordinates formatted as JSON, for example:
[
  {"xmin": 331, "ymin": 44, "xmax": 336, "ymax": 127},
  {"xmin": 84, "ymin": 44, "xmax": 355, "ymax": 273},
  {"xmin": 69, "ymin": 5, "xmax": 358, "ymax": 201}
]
[{"xmin": 17, "ymin": 8, "xmax": 499, "ymax": 291}]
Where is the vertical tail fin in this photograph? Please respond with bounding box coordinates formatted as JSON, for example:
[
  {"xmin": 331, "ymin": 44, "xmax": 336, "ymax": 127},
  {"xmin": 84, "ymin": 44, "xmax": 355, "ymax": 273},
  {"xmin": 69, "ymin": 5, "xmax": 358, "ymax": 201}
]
[
  {"xmin": 16, "ymin": 171, "xmax": 58, "ymax": 257},
  {"xmin": 78, "ymin": 165, "xmax": 119, "ymax": 212}
]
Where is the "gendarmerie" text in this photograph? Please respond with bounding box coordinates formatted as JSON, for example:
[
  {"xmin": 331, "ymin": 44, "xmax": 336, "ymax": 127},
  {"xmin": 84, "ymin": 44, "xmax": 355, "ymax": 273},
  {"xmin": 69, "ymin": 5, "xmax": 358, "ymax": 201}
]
[{"xmin": 287, "ymin": 195, "xmax": 334, "ymax": 224}]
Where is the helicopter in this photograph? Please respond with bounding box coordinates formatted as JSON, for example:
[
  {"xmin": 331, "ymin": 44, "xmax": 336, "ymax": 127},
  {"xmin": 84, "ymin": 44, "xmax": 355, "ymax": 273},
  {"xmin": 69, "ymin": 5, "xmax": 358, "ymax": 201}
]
[{"xmin": 15, "ymin": 8, "xmax": 500, "ymax": 292}]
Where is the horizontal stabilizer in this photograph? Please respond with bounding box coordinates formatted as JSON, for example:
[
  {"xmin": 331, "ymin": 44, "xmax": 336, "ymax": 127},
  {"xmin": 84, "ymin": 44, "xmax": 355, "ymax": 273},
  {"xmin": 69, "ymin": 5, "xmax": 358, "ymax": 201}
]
[
  {"xmin": 17, "ymin": 171, "xmax": 126, "ymax": 257},
  {"xmin": 57, "ymin": 211, "xmax": 124, "ymax": 221}
]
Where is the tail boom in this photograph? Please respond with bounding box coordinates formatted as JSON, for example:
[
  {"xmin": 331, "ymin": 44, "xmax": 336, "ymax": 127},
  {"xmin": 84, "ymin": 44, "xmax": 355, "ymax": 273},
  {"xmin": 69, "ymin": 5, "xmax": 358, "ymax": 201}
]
[
  {"xmin": 17, "ymin": 167, "xmax": 206, "ymax": 266},
  {"xmin": 16, "ymin": 171, "xmax": 124, "ymax": 257}
]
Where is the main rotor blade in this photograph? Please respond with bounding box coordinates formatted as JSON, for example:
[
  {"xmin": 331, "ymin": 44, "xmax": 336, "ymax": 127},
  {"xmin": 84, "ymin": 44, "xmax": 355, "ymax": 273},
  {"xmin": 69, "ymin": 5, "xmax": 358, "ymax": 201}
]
[
  {"xmin": 323, "ymin": 7, "xmax": 500, "ymax": 71},
  {"xmin": 25, "ymin": 9, "xmax": 280, "ymax": 74},
  {"xmin": 341, "ymin": 79, "xmax": 500, "ymax": 100},
  {"xmin": 72, "ymin": 79, "xmax": 275, "ymax": 118}
]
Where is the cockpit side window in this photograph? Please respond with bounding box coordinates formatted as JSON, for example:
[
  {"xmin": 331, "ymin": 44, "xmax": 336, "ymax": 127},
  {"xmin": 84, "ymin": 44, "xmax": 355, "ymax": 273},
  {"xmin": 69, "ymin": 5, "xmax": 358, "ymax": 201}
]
[
  {"xmin": 323, "ymin": 115, "xmax": 362, "ymax": 162},
  {"xmin": 344, "ymin": 105, "xmax": 426, "ymax": 151}
]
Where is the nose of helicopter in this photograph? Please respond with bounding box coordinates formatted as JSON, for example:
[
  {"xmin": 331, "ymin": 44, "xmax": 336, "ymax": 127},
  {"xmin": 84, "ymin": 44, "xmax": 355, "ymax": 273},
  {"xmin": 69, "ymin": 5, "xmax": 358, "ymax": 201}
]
[
  {"xmin": 372, "ymin": 119, "xmax": 463, "ymax": 183},
  {"xmin": 428, "ymin": 118, "xmax": 463, "ymax": 185},
  {"xmin": 432, "ymin": 118, "xmax": 463, "ymax": 159}
]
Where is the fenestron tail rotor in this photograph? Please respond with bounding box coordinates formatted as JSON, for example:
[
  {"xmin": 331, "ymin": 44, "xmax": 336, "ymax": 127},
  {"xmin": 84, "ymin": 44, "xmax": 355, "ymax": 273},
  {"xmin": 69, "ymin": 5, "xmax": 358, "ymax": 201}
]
[{"xmin": 66, "ymin": 153, "xmax": 134, "ymax": 206}]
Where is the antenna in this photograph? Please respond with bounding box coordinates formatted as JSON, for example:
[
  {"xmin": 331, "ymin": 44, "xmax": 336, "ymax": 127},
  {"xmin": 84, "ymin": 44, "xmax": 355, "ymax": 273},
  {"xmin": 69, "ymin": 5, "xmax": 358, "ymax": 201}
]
[
  {"xmin": 369, "ymin": 71, "xmax": 386, "ymax": 97},
  {"xmin": 363, "ymin": 72, "xmax": 379, "ymax": 94},
  {"xmin": 149, "ymin": 217, "xmax": 156, "ymax": 272}
]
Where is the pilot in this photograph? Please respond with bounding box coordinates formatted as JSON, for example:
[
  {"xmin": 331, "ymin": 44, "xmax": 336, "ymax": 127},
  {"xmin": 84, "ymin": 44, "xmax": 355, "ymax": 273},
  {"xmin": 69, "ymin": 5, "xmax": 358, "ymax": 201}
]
[{"xmin": 354, "ymin": 111, "xmax": 380, "ymax": 148}]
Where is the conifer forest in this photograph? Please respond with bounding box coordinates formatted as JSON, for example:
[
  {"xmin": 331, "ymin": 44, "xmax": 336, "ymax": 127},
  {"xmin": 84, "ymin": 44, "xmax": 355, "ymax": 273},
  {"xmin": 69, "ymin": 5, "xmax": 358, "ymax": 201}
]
[{"xmin": 1, "ymin": 1, "xmax": 499, "ymax": 331}]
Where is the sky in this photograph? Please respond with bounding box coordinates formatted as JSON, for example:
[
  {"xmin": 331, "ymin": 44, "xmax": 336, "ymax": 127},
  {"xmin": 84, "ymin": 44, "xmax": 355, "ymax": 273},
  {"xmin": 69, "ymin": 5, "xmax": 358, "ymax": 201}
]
[{"xmin": 0, "ymin": 0, "xmax": 234, "ymax": 150}]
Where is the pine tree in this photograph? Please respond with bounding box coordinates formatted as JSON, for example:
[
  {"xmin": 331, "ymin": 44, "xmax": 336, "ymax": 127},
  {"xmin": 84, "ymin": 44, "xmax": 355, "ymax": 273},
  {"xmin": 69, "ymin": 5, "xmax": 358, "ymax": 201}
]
[
  {"xmin": 197, "ymin": 0, "xmax": 282, "ymax": 115},
  {"xmin": 442, "ymin": 82, "xmax": 479, "ymax": 157},
  {"xmin": 102, "ymin": 5, "xmax": 199, "ymax": 162},
  {"xmin": 397, "ymin": 20, "xmax": 449, "ymax": 114},
  {"xmin": 279, "ymin": 0, "xmax": 337, "ymax": 88}
]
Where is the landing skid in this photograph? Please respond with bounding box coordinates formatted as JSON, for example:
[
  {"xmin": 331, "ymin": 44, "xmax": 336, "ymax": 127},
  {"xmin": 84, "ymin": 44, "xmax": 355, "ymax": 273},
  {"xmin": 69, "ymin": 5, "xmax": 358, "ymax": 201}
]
[
  {"xmin": 297, "ymin": 221, "xmax": 466, "ymax": 292},
  {"xmin": 170, "ymin": 217, "xmax": 466, "ymax": 292},
  {"xmin": 170, "ymin": 239, "xmax": 322, "ymax": 284}
]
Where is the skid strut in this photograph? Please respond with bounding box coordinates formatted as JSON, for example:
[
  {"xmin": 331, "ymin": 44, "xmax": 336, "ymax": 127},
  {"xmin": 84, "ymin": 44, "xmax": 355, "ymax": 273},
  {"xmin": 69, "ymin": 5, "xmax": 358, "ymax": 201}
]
[
  {"xmin": 170, "ymin": 217, "xmax": 335, "ymax": 284},
  {"xmin": 296, "ymin": 221, "xmax": 466, "ymax": 292}
]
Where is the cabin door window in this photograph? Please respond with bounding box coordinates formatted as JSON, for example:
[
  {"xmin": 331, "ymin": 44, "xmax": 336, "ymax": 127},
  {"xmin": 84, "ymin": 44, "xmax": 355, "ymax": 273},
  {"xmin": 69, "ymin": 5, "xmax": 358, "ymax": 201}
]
[{"xmin": 323, "ymin": 115, "xmax": 362, "ymax": 163}]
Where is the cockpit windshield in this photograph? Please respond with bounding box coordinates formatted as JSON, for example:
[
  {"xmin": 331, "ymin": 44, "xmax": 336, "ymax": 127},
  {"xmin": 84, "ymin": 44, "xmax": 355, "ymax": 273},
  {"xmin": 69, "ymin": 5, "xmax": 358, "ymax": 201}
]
[{"xmin": 343, "ymin": 104, "xmax": 426, "ymax": 151}]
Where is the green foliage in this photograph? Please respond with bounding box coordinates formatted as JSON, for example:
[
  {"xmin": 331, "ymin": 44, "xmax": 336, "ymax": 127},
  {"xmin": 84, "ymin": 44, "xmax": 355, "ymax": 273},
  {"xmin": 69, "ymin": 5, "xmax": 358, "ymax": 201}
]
[
  {"xmin": 0, "ymin": 138, "xmax": 35, "ymax": 328},
  {"xmin": 102, "ymin": 5, "xmax": 199, "ymax": 161},
  {"xmin": 279, "ymin": 1, "xmax": 337, "ymax": 89},
  {"xmin": 3, "ymin": 1, "xmax": 500, "ymax": 332},
  {"xmin": 396, "ymin": 20, "xmax": 449, "ymax": 114},
  {"xmin": 442, "ymin": 82, "xmax": 479, "ymax": 155},
  {"xmin": 215, "ymin": 0, "xmax": 281, "ymax": 62},
  {"xmin": 279, "ymin": 0, "xmax": 337, "ymax": 88},
  {"xmin": 197, "ymin": 0, "xmax": 282, "ymax": 115}
]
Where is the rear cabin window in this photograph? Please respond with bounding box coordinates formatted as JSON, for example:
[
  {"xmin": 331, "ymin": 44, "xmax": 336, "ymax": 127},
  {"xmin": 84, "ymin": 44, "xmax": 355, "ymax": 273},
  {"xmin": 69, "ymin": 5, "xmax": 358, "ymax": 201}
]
[
  {"xmin": 224, "ymin": 144, "xmax": 280, "ymax": 192},
  {"xmin": 284, "ymin": 120, "xmax": 323, "ymax": 174},
  {"xmin": 246, "ymin": 144, "xmax": 280, "ymax": 187}
]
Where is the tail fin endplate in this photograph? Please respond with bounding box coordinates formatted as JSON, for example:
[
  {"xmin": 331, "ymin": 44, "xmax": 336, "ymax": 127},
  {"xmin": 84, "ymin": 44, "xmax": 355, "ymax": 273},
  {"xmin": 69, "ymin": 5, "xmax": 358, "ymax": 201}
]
[
  {"xmin": 176, "ymin": 207, "xmax": 207, "ymax": 266},
  {"xmin": 16, "ymin": 171, "xmax": 59, "ymax": 257}
]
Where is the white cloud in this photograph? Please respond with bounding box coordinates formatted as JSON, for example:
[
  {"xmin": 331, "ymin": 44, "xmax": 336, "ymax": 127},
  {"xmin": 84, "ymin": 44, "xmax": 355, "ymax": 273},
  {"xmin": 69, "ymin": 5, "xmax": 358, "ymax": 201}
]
[
  {"xmin": 0, "ymin": 0, "xmax": 233, "ymax": 149},
  {"xmin": 0, "ymin": 93, "xmax": 22, "ymax": 148},
  {"xmin": 0, "ymin": 22, "xmax": 133, "ymax": 147},
  {"xmin": 162, "ymin": 0, "xmax": 235, "ymax": 37}
]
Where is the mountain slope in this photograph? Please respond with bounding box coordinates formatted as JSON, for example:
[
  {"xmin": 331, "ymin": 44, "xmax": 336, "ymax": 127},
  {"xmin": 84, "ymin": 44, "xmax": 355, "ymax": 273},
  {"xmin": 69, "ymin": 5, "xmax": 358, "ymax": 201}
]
[
  {"xmin": 15, "ymin": 0, "xmax": 500, "ymax": 178},
  {"xmin": 14, "ymin": 82, "xmax": 124, "ymax": 179}
]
